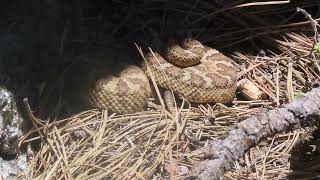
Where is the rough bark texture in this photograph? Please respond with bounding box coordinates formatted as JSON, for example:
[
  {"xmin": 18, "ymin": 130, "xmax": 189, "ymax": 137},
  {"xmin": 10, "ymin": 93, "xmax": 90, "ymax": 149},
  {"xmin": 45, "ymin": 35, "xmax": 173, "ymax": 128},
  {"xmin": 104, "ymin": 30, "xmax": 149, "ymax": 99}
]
[{"xmin": 186, "ymin": 87, "xmax": 320, "ymax": 180}]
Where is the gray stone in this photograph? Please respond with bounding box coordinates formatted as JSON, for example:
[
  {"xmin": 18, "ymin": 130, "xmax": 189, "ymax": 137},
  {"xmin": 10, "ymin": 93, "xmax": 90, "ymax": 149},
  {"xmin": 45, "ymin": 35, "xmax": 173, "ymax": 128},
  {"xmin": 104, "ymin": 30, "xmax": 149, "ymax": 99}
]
[
  {"xmin": 0, "ymin": 154, "xmax": 27, "ymax": 179},
  {"xmin": 0, "ymin": 87, "xmax": 23, "ymax": 154}
]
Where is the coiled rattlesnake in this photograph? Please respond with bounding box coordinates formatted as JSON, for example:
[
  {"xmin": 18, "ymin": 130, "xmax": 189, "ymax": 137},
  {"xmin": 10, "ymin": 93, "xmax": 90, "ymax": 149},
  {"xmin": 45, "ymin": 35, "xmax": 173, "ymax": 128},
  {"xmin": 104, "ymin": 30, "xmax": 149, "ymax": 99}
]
[{"xmin": 88, "ymin": 39, "xmax": 237, "ymax": 114}]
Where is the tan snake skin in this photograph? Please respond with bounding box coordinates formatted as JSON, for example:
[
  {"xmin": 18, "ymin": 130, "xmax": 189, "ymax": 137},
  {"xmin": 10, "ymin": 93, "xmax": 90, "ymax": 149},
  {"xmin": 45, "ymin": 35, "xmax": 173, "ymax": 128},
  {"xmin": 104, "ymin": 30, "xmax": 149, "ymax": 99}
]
[
  {"xmin": 88, "ymin": 64, "xmax": 151, "ymax": 114},
  {"xmin": 143, "ymin": 40, "xmax": 237, "ymax": 104},
  {"xmin": 88, "ymin": 40, "xmax": 237, "ymax": 114}
]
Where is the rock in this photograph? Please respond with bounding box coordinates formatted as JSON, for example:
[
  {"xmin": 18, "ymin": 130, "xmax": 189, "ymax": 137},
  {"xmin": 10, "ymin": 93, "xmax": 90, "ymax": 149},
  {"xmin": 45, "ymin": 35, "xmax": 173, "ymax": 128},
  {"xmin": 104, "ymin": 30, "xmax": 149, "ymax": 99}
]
[
  {"xmin": 0, "ymin": 87, "xmax": 23, "ymax": 155},
  {"xmin": 0, "ymin": 154, "xmax": 27, "ymax": 179}
]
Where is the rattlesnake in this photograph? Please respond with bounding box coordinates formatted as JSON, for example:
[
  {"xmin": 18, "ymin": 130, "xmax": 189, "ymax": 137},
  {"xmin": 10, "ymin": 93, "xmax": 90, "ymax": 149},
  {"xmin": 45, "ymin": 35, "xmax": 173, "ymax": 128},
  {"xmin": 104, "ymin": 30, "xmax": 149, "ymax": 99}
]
[{"xmin": 88, "ymin": 39, "xmax": 237, "ymax": 114}]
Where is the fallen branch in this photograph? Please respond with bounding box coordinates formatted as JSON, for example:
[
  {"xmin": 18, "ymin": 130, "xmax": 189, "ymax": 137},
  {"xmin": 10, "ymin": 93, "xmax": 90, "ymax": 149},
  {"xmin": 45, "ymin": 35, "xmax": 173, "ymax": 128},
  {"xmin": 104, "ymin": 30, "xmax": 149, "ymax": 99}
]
[{"xmin": 186, "ymin": 87, "xmax": 320, "ymax": 180}]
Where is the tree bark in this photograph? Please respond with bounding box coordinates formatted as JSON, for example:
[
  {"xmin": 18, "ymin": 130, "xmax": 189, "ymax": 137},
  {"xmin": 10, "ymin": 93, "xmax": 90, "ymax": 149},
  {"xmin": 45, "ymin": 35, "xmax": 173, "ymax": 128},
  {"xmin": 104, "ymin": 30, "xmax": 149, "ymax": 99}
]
[{"xmin": 186, "ymin": 87, "xmax": 320, "ymax": 180}]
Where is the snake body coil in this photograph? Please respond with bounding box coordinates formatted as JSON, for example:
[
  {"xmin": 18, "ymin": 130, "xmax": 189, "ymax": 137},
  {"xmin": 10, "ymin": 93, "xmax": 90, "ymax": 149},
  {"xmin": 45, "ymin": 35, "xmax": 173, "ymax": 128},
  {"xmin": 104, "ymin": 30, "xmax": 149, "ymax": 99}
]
[
  {"xmin": 89, "ymin": 40, "xmax": 237, "ymax": 114},
  {"xmin": 88, "ymin": 64, "xmax": 151, "ymax": 114}
]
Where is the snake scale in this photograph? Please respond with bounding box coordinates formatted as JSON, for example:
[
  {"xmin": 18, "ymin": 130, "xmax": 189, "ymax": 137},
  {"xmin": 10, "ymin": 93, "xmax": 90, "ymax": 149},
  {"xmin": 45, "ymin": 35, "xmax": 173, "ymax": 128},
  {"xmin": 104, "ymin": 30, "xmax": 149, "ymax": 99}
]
[{"xmin": 88, "ymin": 39, "xmax": 237, "ymax": 114}]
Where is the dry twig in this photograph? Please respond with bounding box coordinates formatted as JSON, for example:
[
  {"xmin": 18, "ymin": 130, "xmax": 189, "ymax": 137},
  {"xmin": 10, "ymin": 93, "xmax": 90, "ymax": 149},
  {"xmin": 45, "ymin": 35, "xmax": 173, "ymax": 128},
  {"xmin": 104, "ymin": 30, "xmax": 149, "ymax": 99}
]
[{"xmin": 187, "ymin": 87, "xmax": 320, "ymax": 179}]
